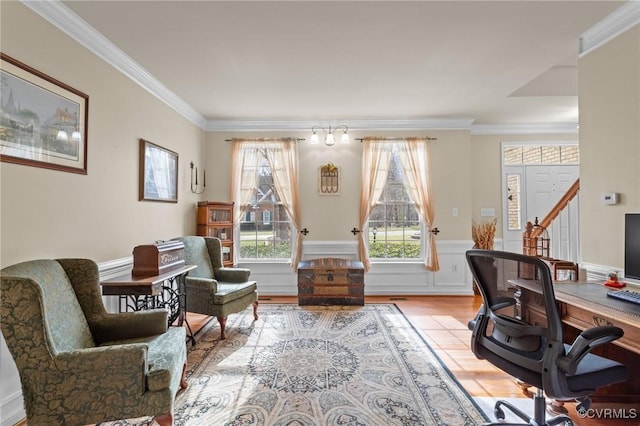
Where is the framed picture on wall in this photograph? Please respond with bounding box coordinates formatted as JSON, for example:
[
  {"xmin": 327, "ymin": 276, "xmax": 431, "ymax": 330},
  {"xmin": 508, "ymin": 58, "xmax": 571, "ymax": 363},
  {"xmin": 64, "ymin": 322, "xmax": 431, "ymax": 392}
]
[
  {"xmin": 139, "ymin": 138, "xmax": 178, "ymax": 203},
  {"xmin": 0, "ymin": 53, "xmax": 89, "ymax": 174}
]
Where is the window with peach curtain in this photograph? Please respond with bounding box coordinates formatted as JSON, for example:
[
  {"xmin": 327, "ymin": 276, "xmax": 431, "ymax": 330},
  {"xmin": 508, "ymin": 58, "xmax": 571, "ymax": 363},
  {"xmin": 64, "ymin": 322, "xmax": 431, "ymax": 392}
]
[
  {"xmin": 360, "ymin": 138, "xmax": 439, "ymax": 271},
  {"xmin": 231, "ymin": 139, "xmax": 301, "ymax": 269}
]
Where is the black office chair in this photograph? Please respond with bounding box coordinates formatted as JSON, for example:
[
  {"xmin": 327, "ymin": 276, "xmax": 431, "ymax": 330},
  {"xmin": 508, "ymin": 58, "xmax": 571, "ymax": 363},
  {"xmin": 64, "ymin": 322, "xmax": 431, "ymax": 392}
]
[{"xmin": 466, "ymin": 249, "xmax": 628, "ymax": 426}]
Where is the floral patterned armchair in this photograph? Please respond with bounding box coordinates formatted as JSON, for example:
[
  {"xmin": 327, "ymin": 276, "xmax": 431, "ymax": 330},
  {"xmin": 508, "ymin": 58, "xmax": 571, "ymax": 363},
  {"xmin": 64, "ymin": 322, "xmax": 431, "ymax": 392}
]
[
  {"xmin": 173, "ymin": 236, "xmax": 258, "ymax": 340},
  {"xmin": 0, "ymin": 258, "xmax": 188, "ymax": 426}
]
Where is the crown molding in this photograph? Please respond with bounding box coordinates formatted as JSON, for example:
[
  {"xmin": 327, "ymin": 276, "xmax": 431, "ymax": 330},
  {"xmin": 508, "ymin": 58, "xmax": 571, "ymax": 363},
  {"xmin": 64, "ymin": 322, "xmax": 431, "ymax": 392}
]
[
  {"xmin": 208, "ymin": 120, "xmax": 578, "ymax": 135},
  {"xmin": 21, "ymin": 0, "xmax": 208, "ymax": 129},
  {"xmin": 205, "ymin": 118, "xmax": 475, "ymax": 132},
  {"xmin": 579, "ymin": 1, "xmax": 640, "ymax": 57},
  {"xmin": 471, "ymin": 123, "xmax": 578, "ymax": 136},
  {"xmin": 21, "ymin": 0, "xmax": 591, "ymax": 136}
]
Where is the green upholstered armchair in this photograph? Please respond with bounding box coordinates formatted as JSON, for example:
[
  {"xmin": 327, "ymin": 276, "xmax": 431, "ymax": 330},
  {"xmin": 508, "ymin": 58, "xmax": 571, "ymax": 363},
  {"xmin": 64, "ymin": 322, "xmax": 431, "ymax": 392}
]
[
  {"xmin": 174, "ymin": 236, "xmax": 258, "ymax": 340},
  {"xmin": 0, "ymin": 258, "xmax": 188, "ymax": 426}
]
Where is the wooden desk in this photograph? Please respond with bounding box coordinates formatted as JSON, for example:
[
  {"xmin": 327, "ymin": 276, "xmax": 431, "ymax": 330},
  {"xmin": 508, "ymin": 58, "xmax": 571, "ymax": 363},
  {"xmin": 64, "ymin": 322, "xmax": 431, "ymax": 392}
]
[
  {"xmin": 101, "ymin": 264, "xmax": 197, "ymax": 344},
  {"xmin": 297, "ymin": 258, "xmax": 365, "ymax": 306},
  {"xmin": 512, "ymin": 280, "xmax": 640, "ymax": 402}
]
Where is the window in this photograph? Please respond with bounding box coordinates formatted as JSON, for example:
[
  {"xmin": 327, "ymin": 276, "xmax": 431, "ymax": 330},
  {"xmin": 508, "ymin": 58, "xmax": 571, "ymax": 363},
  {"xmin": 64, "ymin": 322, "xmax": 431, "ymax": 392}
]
[
  {"xmin": 506, "ymin": 173, "xmax": 522, "ymax": 231},
  {"xmin": 504, "ymin": 144, "xmax": 579, "ymax": 165},
  {"xmin": 368, "ymin": 149, "xmax": 422, "ymax": 259},
  {"xmin": 238, "ymin": 149, "xmax": 293, "ymax": 260}
]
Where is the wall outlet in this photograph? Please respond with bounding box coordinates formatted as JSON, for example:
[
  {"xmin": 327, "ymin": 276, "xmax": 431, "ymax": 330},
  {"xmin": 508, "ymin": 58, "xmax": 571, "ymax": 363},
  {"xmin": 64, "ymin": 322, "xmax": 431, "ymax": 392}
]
[
  {"xmin": 452, "ymin": 207, "xmax": 458, "ymax": 217},
  {"xmin": 451, "ymin": 264, "xmax": 458, "ymax": 273}
]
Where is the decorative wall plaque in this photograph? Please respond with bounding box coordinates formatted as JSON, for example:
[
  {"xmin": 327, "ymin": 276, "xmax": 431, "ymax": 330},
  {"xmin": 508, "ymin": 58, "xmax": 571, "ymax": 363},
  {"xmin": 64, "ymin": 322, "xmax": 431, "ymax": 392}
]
[{"xmin": 319, "ymin": 163, "xmax": 340, "ymax": 195}]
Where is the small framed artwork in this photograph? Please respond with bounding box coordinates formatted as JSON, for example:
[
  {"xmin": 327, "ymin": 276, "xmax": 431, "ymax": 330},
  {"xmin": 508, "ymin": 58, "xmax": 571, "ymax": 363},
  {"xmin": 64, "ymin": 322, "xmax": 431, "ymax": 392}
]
[
  {"xmin": 139, "ymin": 138, "xmax": 178, "ymax": 203},
  {"xmin": 0, "ymin": 53, "xmax": 89, "ymax": 174},
  {"xmin": 319, "ymin": 162, "xmax": 340, "ymax": 195}
]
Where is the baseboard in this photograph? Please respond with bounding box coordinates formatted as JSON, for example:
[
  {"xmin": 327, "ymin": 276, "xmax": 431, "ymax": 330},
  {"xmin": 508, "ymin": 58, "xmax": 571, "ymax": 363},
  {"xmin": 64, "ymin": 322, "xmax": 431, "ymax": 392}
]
[{"xmin": 0, "ymin": 389, "xmax": 25, "ymax": 426}]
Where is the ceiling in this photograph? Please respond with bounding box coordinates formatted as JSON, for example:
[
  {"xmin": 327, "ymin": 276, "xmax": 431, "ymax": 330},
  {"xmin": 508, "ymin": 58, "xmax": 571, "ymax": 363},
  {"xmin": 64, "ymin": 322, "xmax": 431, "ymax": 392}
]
[{"xmin": 56, "ymin": 1, "xmax": 628, "ymax": 131}]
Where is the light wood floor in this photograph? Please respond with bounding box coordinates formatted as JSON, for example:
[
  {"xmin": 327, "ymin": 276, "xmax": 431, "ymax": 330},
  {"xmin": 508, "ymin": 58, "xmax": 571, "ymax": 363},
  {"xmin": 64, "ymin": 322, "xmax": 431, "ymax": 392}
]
[{"xmin": 187, "ymin": 295, "xmax": 637, "ymax": 426}]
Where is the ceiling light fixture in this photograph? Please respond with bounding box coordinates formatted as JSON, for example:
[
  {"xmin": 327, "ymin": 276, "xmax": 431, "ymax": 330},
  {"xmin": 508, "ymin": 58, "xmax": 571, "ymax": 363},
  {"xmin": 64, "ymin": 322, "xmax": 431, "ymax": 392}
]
[{"xmin": 310, "ymin": 125, "xmax": 349, "ymax": 146}]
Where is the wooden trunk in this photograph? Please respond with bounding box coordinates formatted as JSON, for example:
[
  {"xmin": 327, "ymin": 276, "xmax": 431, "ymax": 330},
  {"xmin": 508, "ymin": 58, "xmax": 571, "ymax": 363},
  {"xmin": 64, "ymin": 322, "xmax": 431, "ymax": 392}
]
[
  {"xmin": 297, "ymin": 258, "xmax": 365, "ymax": 306},
  {"xmin": 132, "ymin": 241, "xmax": 185, "ymax": 277}
]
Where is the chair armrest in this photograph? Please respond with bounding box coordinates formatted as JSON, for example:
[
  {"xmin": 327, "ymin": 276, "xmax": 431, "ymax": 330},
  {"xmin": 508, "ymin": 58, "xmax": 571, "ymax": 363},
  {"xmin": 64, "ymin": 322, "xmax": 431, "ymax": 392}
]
[
  {"xmin": 55, "ymin": 344, "xmax": 148, "ymax": 372},
  {"xmin": 54, "ymin": 344, "xmax": 149, "ymax": 393},
  {"xmin": 557, "ymin": 325, "xmax": 624, "ymax": 375},
  {"xmin": 216, "ymin": 267, "xmax": 251, "ymax": 282},
  {"xmin": 186, "ymin": 276, "xmax": 218, "ymax": 293},
  {"xmin": 490, "ymin": 296, "xmax": 516, "ymax": 311},
  {"xmin": 91, "ymin": 310, "xmax": 168, "ymax": 343}
]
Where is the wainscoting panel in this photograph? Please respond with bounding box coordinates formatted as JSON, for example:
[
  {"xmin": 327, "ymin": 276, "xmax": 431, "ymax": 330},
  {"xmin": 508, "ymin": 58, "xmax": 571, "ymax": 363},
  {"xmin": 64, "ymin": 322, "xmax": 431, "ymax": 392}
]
[
  {"xmin": 94, "ymin": 240, "xmax": 524, "ymax": 301},
  {"xmin": 99, "ymin": 256, "xmax": 134, "ymax": 313},
  {"xmin": 581, "ymin": 261, "xmax": 640, "ymax": 287},
  {"xmin": 301, "ymin": 240, "xmax": 359, "ymax": 260},
  {"xmin": 240, "ymin": 239, "xmax": 479, "ymax": 296}
]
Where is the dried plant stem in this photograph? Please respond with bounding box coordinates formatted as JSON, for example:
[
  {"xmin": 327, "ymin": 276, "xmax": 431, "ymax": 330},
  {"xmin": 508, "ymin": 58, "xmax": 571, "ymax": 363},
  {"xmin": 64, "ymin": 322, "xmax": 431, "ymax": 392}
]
[{"xmin": 472, "ymin": 218, "xmax": 497, "ymax": 249}]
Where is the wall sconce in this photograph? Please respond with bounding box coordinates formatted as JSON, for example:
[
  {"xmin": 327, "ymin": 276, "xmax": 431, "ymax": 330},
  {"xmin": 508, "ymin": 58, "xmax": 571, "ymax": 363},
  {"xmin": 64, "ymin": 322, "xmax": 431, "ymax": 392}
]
[
  {"xmin": 190, "ymin": 161, "xmax": 206, "ymax": 194},
  {"xmin": 310, "ymin": 125, "xmax": 349, "ymax": 146}
]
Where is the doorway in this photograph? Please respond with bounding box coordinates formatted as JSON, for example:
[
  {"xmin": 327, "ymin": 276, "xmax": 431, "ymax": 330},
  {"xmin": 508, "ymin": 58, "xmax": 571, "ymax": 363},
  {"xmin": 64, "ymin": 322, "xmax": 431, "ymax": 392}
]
[{"xmin": 501, "ymin": 143, "xmax": 580, "ymax": 262}]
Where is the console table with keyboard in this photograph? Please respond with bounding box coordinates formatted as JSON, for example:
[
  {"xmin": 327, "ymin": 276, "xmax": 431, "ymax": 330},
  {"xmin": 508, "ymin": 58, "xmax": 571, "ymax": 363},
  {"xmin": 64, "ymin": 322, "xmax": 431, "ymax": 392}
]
[{"xmin": 511, "ymin": 280, "xmax": 640, "ymax": 404}]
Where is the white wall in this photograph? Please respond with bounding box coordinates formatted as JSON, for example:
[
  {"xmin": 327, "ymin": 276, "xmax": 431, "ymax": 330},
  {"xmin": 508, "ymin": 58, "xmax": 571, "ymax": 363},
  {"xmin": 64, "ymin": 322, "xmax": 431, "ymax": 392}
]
[
  {"xmin": 578, "ymin": 24, "xmax": 640, "ymax": 271},
  {"xmin": 1, "ymin": 4, "xmax": 205, "ymax": 424}
]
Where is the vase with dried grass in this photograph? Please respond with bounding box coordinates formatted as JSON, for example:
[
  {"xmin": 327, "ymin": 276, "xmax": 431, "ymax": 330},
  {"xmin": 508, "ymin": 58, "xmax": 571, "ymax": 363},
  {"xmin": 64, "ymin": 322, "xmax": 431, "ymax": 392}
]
[
  {"xmin": 472, "ymin": 218, "xmax": 497, "ymax": 250},
  {"xmin": 471, "ymin": 218, "xmax": 498, "ymax": 294}
]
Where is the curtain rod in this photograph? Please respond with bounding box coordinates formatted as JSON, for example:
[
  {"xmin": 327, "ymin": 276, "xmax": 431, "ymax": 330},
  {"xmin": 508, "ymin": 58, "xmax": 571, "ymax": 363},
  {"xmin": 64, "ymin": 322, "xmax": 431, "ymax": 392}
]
[
  {"xmin": 225, "ymin": 137, "xmax": 305, "ymax": 142},
  {"xmin": 355, "ymin": 136, "xmax": 437, "ymax": 142}
]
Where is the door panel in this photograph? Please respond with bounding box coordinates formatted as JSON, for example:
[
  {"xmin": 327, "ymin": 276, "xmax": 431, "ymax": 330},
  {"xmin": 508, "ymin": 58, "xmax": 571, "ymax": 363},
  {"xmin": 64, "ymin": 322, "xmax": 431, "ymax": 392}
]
[{"xmin": 503, "ymin": 165, "xmax": 579, "ymax": 260}]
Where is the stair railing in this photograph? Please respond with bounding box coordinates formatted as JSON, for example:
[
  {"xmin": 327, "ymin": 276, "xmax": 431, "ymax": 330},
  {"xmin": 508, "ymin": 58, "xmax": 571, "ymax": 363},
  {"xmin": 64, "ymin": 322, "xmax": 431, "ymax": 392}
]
[{"xmin": 523, "ymin": 178, "xmax": 580, "ymax": 264}]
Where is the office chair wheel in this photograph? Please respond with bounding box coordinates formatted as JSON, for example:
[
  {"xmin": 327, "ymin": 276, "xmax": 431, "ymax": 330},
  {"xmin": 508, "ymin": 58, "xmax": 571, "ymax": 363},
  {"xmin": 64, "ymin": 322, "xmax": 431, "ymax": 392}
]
[{"xmin": 494, "ymin": 405, "xmax": 506, "ymax": 420}]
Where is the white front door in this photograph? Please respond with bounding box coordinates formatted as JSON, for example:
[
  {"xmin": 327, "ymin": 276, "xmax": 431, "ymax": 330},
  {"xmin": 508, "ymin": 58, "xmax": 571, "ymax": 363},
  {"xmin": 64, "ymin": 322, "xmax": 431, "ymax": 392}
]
[{"xmin": 502, "ymin": 165, "xmax": 579, "ymax": 260}]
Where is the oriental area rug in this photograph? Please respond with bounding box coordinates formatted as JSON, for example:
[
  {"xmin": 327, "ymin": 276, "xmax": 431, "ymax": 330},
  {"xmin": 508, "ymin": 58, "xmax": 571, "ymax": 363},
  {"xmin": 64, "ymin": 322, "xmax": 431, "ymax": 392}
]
[{"xmin": 106, "ymin": 304, "xmax": 488, "ymax": 426}]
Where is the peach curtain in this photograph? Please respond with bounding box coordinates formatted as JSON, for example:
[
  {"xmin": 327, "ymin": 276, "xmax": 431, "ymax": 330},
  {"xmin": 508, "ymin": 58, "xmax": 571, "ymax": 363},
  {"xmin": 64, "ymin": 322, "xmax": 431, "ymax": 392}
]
[
  {"xmin": 358, "ymin": 140, "xmax": 392, "ymax": 271},
  {"xmin": 397, "ymin": 139, "xmax": 439, "ymax": 271},
  {"xmin": 264, "ymin": 141, "xmax": 303, "ymax": 271},
  {"xmin": 231, "ymin": 141, "xmax": 261, "ymax": 225}
]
